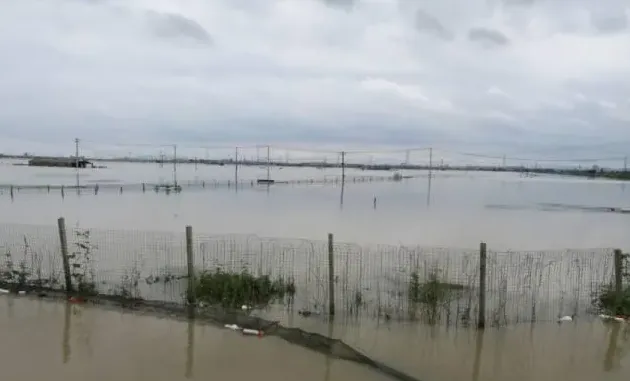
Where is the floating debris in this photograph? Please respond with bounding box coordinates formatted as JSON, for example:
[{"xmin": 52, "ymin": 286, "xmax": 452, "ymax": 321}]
[
  {"xmin": 242, "ymin": 328, "xmax": 263, "ymax": 337},
  {"xmin": 224, "ymin": 324, "xmax": 240, "ymax": 331},
  {"xmin": 557, "ymin": 315, "xmax": 573, "ymax": 323},
  {"xmin": 0, "ymin": 288, "xmax": 9, "ymax": 294}
]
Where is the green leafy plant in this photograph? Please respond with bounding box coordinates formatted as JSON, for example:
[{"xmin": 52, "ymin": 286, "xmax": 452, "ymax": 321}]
[
  {"xmin": 69, "ymin": 229, "xmax": 98, "ymax": 296},
  {"xmin": 194, "ymin": 268, "xmax": 295, "ymax": 308},
  {"xmin": 594, "ymin": 253, "xmax": 630, "ymax": 316}
]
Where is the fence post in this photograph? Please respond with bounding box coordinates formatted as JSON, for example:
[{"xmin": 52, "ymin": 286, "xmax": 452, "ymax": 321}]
[
  {"xmin": 186, "ymin": 225, "xmax": 196, "ymax": 305},
  {"xmin": 477, "ymin": 242, "xmax": 487, "ymax": 329},
  {"xmin": 327, "ymin": 233, "xmax": 335, "ymax": 317},
  {"xmin": 614, "ymin": 249, "xmax": 623, "ymax": 314},
  {"xmin": 57, "ymin": 217, "xmax": 73, "ymax": 293}
]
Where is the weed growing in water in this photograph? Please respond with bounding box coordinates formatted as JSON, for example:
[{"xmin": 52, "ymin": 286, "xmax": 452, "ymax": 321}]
[
  {"xmin": 69, "ymin": 229, "xmax": 98, "ymax": 296},
  {"xmin": 194, "ymin": 268, "xmax": 296, "ymax": 308},
  {"xmin": 408, "ymin": 268, "xmax": 463, "ymax": 324},
  {"xmin": 112, "ymin": 262, "xmax": 142, "ymax": 300}
]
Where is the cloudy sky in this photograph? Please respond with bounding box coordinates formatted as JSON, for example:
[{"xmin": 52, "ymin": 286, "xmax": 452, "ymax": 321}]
[{"xmin": 0, "ymin": 0, "xmax": 629, "ymax": 160}]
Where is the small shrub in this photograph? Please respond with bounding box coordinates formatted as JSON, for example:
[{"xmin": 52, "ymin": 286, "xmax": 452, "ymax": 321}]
[
  {"xmin": 593, "ymin": 253, "xmax": 630, "ymax": 316},
  {"xmin": 194, "ymin": 268, "xmax": 295, "ymax": 308},
  {"xmin": 0, "ymin": 250, "xmax": 29, "ymax": 290},
  {"xmin": 595, "ymin": 284, "xmax": 630, "ymax": 316}
]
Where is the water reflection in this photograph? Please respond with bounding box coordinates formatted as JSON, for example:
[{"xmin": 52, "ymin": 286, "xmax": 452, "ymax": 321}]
[
  {"xmin": 186, "ymin": 308, "xmax": 195, "ymax": 378},
  {"xmin": 0, "ymin": 298, "xmax": 391, "ymax": 381},
  {"xmin": 2, "ymin": 297, "xmax": 630, "ymax": 381},
  {"xmin": 471, "ymin": 330, "xmax": 484, "ymax": 381},
  {"xmin": 62, "ymin": 302, "xmax": 71, "ymax": 364}
]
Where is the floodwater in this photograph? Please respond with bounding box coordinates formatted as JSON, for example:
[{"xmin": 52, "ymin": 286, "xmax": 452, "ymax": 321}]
[
  {"xmin": 2, "ymin": 297, "xmax": 629, "ymax": 381},
  {"xmin": 1, "ymin": 159, "xmax": 630, "ymax": 250},
  {"xmin": 0, "ymin": 297, "xmax": 390, "ymax": 381}
]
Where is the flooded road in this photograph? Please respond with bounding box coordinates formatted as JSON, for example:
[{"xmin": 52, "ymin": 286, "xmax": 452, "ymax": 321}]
[{"xmin": 2, "ymin": 297, "xmax": 629, "ymax": 381}]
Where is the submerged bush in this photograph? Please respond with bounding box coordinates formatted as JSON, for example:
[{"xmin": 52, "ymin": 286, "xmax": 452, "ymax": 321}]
[
  {"xmin": 194, "ymin": 268, "xmax": 295, "ymax": 308},
  {"xmin": 594, "ymin": 284, "xmax": 630, "ymax": 316},
  {"xmin": 593, "ymin": 253, "xmax": 630, "ymax": 316},
  {"xmin": 408, "ymin": 269, "xmax": 464, "ymax": 323}
]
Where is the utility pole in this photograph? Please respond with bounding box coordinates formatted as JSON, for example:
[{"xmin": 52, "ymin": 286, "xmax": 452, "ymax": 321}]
[
  {"xmin": 234, "ymin": 146, "xmax": 239, "ymax": 184},
  {"xmin": 266, "ymin": 145, "xmax": 271, "ymax": 181},
  {"xmin": 624, "ymin": 156, "xmax": 627, "ymax": 172},
  {"xmin": 428, "ymin": 147, "xmax": 433, "ymax": 171},
  {"xmin": 341, "ymin": 151, "xmax": 346, "ymax": 185},
  {"xmin": 75, "ymin": 138, "xmax": 80, "ymax": 190},
  {"xmin": 173, "ymin": 144, "xmax": 178, "ymax": 187}
]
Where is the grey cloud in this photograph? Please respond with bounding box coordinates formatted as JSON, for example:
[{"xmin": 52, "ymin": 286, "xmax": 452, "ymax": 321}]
[
  {"xmin": 414, "ymin": 10, "xmax": 454, "ymax": 41},
  {"xmin": 590, "ymin": 13, "xmax": 628, "ymax": 34},
  {"xmin": 468, "ymin": 27, "xmax": 510, "ymax": 47},
  {"xmin": 320, "ymin": 0, "xmax": 356, "ymax": 10},
  {"xmin": 146, "ymin": 11, "xmax": 212, "ymax": 44}
]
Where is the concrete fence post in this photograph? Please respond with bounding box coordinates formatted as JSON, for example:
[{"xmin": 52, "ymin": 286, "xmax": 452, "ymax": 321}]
[
  {"xmin": 614, "ymin": 249, "xmax": 624, "ymax": 314},
  {"xmin": 186, "ymin": 225, "xmax": 196, "ymax": 305},
  {"xmin": 477, "ymin": 242, "xmax": 487, "ymax": 329},
  {"xmin": 57, "ymin": 217, "xmax": 73, "ymax": 293}
]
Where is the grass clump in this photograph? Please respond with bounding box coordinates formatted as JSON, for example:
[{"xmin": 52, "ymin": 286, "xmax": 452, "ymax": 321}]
[{"xmin": 195, "ymin": 268, "xmax": 295, "ymax": 308}]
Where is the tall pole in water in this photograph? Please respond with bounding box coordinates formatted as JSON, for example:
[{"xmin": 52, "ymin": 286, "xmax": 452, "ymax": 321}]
[
  {"xmin": 234, "ymin": 146, "xmax": 239, "ymax": 185},
  {"xmin": 173, "ymin": 144, "xmax": 178, "ymax": 187},
  {"xmin": 428, "ymin": 147, "xmax": 433, "ymax": 171},
  {"xmin": 341, "ymin": 151, "xmax": 346, "ymax": 185},
  {"xmin": 266, "ymin": 145, "xmax": 271, "ymax": 181},
  {"xmin": 75, "ymin": 138, "xmax": 80, "ymax": 190}
]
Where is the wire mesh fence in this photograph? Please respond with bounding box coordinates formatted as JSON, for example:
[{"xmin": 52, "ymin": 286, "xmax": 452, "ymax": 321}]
[
  {"xmin": 0, "ymin": 219, "xmax": 624, "ymax": 328},
  {"xmin": 0, "ymin": 173, "xmax": 412, "ymax": 198}
]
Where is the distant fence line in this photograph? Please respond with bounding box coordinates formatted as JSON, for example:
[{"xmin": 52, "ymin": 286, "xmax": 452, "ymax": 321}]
[
  {"xmin": 0, "ymin": 218, "xmax": 626, "ymax": 329},
  {"xmin": 0, "ymin": 173, "xmax": 415, "ymax": 197}
]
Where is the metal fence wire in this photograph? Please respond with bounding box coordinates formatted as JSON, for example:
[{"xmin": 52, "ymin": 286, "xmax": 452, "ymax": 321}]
[{"xmin": 0, "ymin": 220, "xmax": 622, "ymax": 328}]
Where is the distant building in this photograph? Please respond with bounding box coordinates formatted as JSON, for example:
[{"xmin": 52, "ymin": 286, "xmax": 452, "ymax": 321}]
[{"xmin": 28, "ymin": 157, "xmax": 92, "ymax": 168}]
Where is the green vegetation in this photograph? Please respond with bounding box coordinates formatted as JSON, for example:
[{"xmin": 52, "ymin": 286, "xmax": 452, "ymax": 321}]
[
  {"xmin": 194, "ymin": 268, "xmax": 296, "ymax": 308},
  {"xmin": 594, "ymin": 253, "xmax": 630, "ymax": 316},
  {"xmin": 0, "ymin": 250, "xmax": 29, "ymax": 290},
  {"xmin": 68, "ymin": 229, "xmax": 98, "ymax": 296},
  {"xmin": 408, "ymin": 269, "xmax": 464, "ymax": 323}
]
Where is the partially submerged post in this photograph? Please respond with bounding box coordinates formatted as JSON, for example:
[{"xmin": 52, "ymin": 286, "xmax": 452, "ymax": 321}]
[
  {"xmin": 614, "ymin": 249, "xmax": 623, "ymax": 314},
  {"xmin": 478, "ymin": 242, "xmax": 487, "ymax": 329},
  {"xmin": 186, "ymin": 225, "xmax": 196, "ymax": 305},
  {"xmin": 57, "ymin": 217, "xmax": 73, "ymax": 293},
  {"xmin": 327, "ymin": 233, "xmax": 336, "ymax": 317}
]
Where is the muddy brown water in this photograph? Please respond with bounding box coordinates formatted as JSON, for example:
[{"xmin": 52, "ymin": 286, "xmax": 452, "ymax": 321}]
[{"xmin": 1, "ymin": 296, "xmax": 630, "ymax": 381}]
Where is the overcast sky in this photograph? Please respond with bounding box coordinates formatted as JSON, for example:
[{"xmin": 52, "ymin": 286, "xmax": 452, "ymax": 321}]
[{"xmin": 0, "ymin": 0, "xmax": 629, "ymax": 159}]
